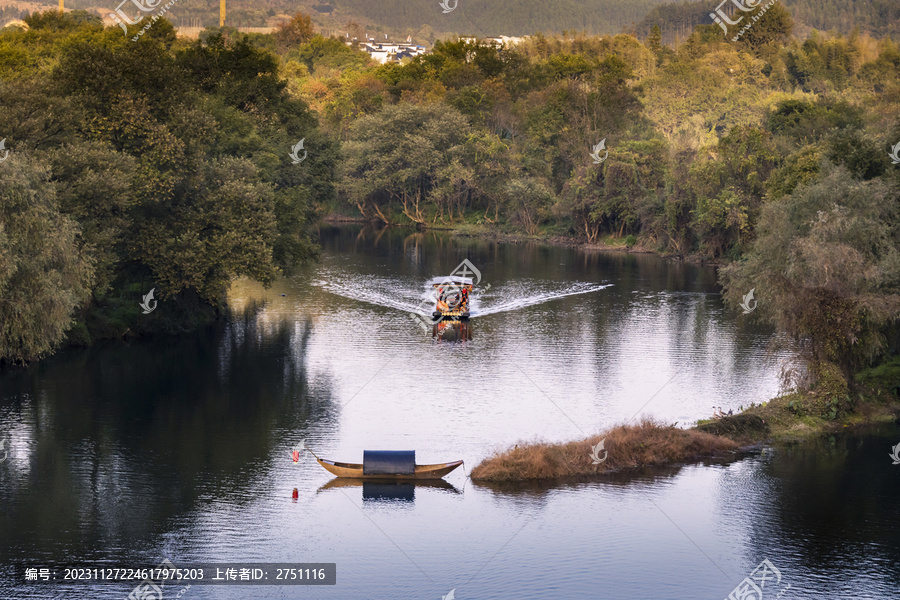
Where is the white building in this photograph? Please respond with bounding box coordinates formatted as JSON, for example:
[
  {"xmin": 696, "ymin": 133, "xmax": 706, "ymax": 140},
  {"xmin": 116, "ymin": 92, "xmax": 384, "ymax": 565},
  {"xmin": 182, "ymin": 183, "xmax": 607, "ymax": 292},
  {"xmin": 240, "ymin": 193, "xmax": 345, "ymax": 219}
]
[{"xmin": 350, "ymin": 38, "xmax": 429, "ymax": 64}]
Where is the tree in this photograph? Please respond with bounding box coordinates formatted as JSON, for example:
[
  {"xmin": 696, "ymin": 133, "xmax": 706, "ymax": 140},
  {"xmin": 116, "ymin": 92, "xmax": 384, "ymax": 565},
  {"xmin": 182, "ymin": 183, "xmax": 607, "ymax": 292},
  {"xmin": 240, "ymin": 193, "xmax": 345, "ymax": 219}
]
[
  {"xmin": 23, "ymin": 9, "xmax": 101, "ymax": 31},
  {"xmin": 274, "ymin": 12, "xmax": 315, "ymax": 53},
  {"xmin": 736, "ymin": 3, "xmax": 793, "ymax": 57},
  {"xmin": 647, "ymin": 24, "xmax": 662, "ymax": 64},
  {"xmin": 134, "ymin": 158, "xmax": 281, "ymax": 304},
  {"xmin": 766, "ymin": 99, "xmax": 863, "ymax": 147},
  {"xmin": 341, "ymin": 103, "xmax": 473, "ymax": 225},
  {"xmin": 177, "ymin": 35, "xmax": 287, "ymax": 112},
  {"xmin": 0, "ymin": 155, "xmax": 93, "ymax": 363},
  {"xmin": 504, "ymin": 176, "xmax": 553, "ymax": 235},
  {"xmin": 720, "ymin": 167, "xmax": 900, "ymax": 376},
  {"xmin": 45, "ymin": 141, "xmax": 138, "ymax": 296}
]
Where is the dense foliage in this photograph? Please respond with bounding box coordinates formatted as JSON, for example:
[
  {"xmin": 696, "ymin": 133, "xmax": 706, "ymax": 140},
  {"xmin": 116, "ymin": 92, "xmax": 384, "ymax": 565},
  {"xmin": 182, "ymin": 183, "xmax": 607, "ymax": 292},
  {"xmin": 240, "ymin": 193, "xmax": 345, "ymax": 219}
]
[{"xmin": 0, "ymin": 11, "xmax": 335, "ymax": 362}]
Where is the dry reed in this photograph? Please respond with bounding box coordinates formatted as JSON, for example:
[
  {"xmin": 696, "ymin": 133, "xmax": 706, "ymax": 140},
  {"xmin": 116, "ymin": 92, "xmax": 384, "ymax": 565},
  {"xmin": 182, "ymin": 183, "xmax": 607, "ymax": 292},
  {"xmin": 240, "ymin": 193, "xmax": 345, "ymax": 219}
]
[{"xmin": 470, "ymin": 418, "xmax": 739, "ymax": 482}]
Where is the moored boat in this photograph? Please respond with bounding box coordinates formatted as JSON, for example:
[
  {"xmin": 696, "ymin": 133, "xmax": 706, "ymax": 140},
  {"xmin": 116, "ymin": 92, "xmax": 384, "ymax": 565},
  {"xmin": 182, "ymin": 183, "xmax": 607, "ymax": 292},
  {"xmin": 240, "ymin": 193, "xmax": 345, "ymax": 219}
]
[{"xmin": 303, "ymin": 445, "xmax": 463, "ymax": 480}]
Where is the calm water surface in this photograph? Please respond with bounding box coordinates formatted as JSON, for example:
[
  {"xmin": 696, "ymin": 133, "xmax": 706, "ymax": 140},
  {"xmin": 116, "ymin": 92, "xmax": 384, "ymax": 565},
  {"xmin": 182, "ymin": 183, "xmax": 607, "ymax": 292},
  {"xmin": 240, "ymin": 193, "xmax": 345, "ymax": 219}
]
[{"xmin": 1, "ymin": 226, "xmax": 898, "ymax": 599}]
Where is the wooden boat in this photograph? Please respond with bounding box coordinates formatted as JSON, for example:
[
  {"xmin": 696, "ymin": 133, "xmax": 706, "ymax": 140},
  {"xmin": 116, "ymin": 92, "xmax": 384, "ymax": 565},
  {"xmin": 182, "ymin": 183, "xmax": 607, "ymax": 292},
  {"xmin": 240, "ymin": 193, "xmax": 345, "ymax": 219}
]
[
  {"xmin": 305, "ymin": 445, "xmax": 463, "ymax": 480},
  {"xmin": 431, "ymin": 276, "xmax": 473, "ymax": 321}
]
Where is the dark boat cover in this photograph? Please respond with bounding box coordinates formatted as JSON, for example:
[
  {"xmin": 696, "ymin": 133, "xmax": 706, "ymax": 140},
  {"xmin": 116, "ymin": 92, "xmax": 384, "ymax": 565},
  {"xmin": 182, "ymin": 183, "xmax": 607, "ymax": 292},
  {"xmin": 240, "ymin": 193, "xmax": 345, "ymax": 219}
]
[{"xmin": 363, "ymin": 450, "xmax": 416, "ymax": 475}]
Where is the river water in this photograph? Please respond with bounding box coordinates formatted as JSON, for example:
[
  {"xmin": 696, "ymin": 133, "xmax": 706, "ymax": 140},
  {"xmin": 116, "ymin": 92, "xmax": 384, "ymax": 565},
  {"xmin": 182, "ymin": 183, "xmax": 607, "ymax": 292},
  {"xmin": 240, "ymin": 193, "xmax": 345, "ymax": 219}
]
[{"xmin": 1, "ymin": 225, "xmax": 898, "ymax": 599}]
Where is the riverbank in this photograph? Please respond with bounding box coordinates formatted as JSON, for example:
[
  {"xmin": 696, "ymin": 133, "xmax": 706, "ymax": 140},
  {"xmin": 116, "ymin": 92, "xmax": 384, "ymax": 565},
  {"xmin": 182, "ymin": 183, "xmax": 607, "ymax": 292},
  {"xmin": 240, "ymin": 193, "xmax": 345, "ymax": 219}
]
[
  {"xmin": 320, "ymin": 216, "xmax": 720, "ymax": 263},
  {"xmin": 470, "ymin": 380, "xmax": 900, "ymax": 482}
]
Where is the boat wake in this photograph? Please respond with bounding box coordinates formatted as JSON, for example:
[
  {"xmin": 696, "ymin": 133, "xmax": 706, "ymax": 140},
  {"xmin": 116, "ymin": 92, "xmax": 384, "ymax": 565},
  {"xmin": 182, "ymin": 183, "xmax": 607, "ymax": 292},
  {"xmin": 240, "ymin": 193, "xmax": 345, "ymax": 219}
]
[
  {"xmin": 313, "ymin": 276, "xmax": 611, "ymax": 318},
  {"xmin": 313, "ymin": 277, "xmax": 426, "ymax": 314},
  {"xmin": 472, "ymin": 282, "xmax": 613, "ymax": 317}
]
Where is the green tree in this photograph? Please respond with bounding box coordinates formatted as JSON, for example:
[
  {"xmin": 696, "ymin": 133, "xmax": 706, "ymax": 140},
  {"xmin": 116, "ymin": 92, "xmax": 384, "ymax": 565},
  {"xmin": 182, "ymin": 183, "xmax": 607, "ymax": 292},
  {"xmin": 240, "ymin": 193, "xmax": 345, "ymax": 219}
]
[
  {"xmin": 134, "ymin": 158, "xmax": 281, "ymax": 304},
  {"xmin": 720, "ymin": 167, "xmax": 900, "ymax": 375},
  {"xmin": 736, "ymin": 3, "xmax": 793, "ymax": 57},
  {"xmin": 504, "ymin": 176, "xmax": 553, "ymax": 235},
  {"xmin": 0, "ymin": 155, "xmax": 93, "ymax": 363},
  {"xmin": 44, "ymin": 141, "xmax": 138, "ymax": 296},
  {"xmin": 342, "ymin": 103, "xmax": 473, "ymax": 225},
  {"xmin": 648, "ymin": 25, "xmax": 662, "ymax": 54},
  {"xmin": 765, "ymin": 99, "xmax": 863, "ymax": 148}
]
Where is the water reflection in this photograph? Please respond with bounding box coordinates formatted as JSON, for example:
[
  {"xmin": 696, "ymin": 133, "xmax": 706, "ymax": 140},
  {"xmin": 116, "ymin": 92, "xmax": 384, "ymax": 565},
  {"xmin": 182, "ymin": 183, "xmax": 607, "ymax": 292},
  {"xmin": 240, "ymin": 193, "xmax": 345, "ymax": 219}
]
[
  {"xmin": 0, "ymin": 311, "xmax": 324, "ymax": 564},
  {"xmin": 433, "ymin": 319, "xmax": 473, "ymax": 342},
  {"xmin": 318, "ymin": 478, "xmax": 462, "ymax": 503},
  {"xmin": 725, "ymin": 425, "xmax": 900, "ymax": 597},
  {"xmin": 3, "ymin": 225, "xmax": 896, "ymax": 599}
]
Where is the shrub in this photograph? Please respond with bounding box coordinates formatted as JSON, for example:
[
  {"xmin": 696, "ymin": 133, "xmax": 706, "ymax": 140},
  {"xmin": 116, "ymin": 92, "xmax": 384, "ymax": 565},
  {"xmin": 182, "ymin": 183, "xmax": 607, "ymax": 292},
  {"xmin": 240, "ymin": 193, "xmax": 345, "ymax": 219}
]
[{"xmin": 810, "ymin": 361, "xmax": 853, "ymax": 419}]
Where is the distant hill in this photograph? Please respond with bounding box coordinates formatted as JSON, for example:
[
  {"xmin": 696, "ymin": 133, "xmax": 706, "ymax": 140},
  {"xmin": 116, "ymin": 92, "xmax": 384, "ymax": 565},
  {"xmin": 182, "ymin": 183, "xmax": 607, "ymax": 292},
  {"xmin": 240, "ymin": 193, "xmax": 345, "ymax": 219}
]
[
  {"xmin": 7, "ymin": 0, "xmax": 676, "ymax": 38},
  {"xmin": 9, "ymin": 0, "xmax": 900, "ymax": 41},
  {"xmin": 637, "ymin": 0, "xmax": 900, "ymax": 44},
  {"xmin": 332, "ymin": 0, "xmax": 674, "ymax": 36}
]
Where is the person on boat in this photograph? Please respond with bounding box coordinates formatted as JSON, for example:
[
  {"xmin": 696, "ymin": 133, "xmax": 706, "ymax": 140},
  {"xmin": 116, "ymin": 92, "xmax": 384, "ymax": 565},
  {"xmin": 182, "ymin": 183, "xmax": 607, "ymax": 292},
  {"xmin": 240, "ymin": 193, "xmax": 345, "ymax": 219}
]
[{"xmin": 436, "ymin": 288, "xmax": 449, "ymax": 312}]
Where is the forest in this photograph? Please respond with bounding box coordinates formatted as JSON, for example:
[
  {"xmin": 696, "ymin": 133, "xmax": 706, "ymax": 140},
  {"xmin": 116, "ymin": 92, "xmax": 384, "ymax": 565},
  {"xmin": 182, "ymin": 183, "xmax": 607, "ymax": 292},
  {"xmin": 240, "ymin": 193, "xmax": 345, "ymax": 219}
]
[{"xmin": 0, "ymin": 4, "xmax": 898, "ymax": 396}]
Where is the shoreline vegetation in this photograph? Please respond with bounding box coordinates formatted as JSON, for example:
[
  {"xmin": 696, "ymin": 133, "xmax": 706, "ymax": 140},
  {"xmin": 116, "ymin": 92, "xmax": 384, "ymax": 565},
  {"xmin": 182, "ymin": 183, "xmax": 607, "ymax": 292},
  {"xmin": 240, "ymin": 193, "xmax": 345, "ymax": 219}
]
[
  {"xmin": 321, "ymin": 216, "xmax": 685, "ymax": 258},
  {"xmin": 471, "ymin": 370, "xmax": 900, "ymax": 482}
]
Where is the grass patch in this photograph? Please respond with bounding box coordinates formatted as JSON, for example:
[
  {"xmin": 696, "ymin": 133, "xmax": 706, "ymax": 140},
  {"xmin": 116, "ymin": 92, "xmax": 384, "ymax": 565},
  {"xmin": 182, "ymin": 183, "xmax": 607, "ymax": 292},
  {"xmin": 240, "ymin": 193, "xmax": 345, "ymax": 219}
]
[
  {"xmin": 854, "ymin": 356, "xmax": 900, "ymax": 394},
  {"xmin": 470, "ymin": 418, "xmax": 738, "ymax": 482},
  {"xmin": 696, "ymin": 413, "xmax": 770, "ymax": 443}
]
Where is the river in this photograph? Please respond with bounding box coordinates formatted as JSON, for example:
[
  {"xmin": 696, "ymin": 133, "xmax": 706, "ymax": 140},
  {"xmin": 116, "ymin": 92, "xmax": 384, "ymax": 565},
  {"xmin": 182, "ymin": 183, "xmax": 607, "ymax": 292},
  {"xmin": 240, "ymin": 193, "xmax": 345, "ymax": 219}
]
[{"xmin": 1, "ymin": 225, "xmax": 898, "ymax": 599}]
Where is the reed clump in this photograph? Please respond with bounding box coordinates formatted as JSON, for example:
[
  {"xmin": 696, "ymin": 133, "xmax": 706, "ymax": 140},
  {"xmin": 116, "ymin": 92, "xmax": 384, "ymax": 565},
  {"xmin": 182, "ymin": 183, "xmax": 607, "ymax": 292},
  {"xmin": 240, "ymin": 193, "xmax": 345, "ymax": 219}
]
[{"xmin": 470, "ymin": 418, "xmax": 739, "ymax": 482}]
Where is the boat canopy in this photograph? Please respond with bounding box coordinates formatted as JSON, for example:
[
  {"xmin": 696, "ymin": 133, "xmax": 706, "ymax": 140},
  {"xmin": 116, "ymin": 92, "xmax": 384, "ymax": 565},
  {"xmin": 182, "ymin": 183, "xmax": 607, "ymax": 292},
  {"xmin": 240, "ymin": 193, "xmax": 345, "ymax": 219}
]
[
  {"xmin": 363, "ymin": 450, "xmax": 416, "ymax": 475},
  {"xmin": 430, "ymin": 276, "xmax": 473, "ymax": 286}
]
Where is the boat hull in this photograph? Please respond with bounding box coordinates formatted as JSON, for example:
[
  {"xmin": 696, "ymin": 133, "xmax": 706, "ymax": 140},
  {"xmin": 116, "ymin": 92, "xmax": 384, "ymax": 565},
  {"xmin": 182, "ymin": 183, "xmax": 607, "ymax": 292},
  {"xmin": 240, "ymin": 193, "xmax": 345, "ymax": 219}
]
[{"xmin": 316, "ymin": 458, "xmax": 463, "ymax": 480}]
